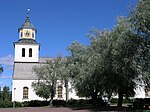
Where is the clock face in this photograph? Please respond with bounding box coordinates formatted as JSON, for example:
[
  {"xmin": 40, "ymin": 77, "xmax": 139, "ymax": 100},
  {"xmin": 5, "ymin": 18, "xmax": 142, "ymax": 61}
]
[{"xmin": 25, "ymin": 31, "xmax": 30, "ymax": 37}]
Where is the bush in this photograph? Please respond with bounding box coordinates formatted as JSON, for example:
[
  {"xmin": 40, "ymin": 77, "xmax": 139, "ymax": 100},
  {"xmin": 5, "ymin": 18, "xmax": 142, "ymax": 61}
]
[
  {"xmin": 0, "ymin": 101, "xmax": 13, "ymax": 108},
  {"xmin": 67, "ymin": 99, "xmax": 77, "ymax": 105},
  {"xmin": 14, "ymin": 102, "xmax": 22, "ymax": 107},
  {"xmin": 52, "ymin": 100, "xmax": 66, "ymax": 106},
  {"xmin": 28, "ymin": 100, "xmax": 43, "ymax": 107},
  {"xmin": 24, "ymin": 100, "xmax": 49, "ymax": 107},
  {"xmin": 76, "ymin": 99, "xmax": 88, "ymax": 105},
  {"xmin": 22, "ymin": 101, "xmax": 29, "ymax": 107},
  {"xmin": 110, "ymin": 98, "xmax": 132, "ymax": 104}
]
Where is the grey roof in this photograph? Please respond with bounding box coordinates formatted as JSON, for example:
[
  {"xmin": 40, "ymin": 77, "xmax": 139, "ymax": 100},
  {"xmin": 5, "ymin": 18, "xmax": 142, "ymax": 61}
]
[
  {"xmin": 13, "ymin": 58, "xmax": 53, "ymax": 80},
  {"xmin": 14, "ymin": 39, "xmax": 39, "ymax": 44},
  {"xmin": 39, "ymin": 57, "xmax": 53, "ymax": 63},
  {"xmin": 13, "ymin": 62, "xmax": 39, "ymax": 80},
  {"xmin": 18, "ymin": 16, "xmax": 37, "ymax": 32}
]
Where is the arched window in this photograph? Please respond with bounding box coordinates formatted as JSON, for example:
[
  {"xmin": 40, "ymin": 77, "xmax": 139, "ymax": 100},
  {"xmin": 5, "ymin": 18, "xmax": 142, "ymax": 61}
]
[
  {"xmin": 22, "ymin": 48, "xmax": 25, "ymax": 57},
  {"xmin": 29, "ymin": 48, "xmax": 32, "ymax": 57},
  {"xmin": 57, "ymin": 86, "xmax": 63, "ymax": 98},
  {"xmin": 23, "ymin": 87, "xmax": 28, "ymax": 99}
]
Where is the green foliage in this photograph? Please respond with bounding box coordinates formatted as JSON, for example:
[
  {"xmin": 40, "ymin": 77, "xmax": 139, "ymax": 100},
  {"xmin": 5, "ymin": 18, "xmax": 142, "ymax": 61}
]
[
  {"xmin": 110, "ymin": 98, "xmax": 132, "ymax": 103},
  {"xmin": 32, "ymin": 55, "xmax": 63, "ymax": 106},
  {"xmin": 67, "ymin": 22, "xmax": 138, "ymax": 106},
  {"xmin": 68, "ymin": 41, "xmax": 106, "ymax": 102},
  {"xmin": 129, "ymin": 0, "xmax": 150, "ymax": 89},
  {"xmin": 67, "ymin": 0, "xmax": 150, "ymax": 107},
  {"xmin": 52, "ymin": 100, "xmax": 66, "ymax": 106},
  {"xmin": 0, "ymin": 86, "xmax": 11, "ymax": 102},
  {"xmin": 32, "ymin": 82, "xmax": 50, "ymax": 100},
  {"xmin": 0, "ymin": 101, "xmax": 12, "ymax": 108},
  {"xmin": 27, "ymin": 100, "xmax": 49, "ymax": 107},
  {"xmin": 0, "ymin": 101, "xmax": 22, "ymax": 108}
]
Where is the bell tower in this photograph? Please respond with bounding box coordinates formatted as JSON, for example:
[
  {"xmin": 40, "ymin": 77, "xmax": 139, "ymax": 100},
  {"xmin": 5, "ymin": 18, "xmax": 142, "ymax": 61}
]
[{"xmin": 14, "ymin": 10, "xmax": 40, "ymax": 62}]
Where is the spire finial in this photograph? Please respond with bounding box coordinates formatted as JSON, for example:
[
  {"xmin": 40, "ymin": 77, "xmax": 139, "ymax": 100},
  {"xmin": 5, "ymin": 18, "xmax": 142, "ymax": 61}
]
[{"xmin": 27, "ymin": 8, "xmax": 30, "ymax": 17}]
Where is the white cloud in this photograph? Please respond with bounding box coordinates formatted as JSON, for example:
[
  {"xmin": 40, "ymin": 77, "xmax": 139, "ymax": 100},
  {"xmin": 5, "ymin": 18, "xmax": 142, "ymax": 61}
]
[
  {"xmin": 0, "ymin": 82, "xmax": 4, "ymax": 85},
  {"xmin": 0, "ymin": 55, "xmax": 14, "ymax": 69}
]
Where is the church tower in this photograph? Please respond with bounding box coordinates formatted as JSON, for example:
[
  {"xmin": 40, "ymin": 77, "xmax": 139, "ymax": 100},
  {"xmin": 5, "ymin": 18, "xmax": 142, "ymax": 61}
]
[{"xmin": 14, "ymin": 11, "xmax": 40, "ymax": 62}]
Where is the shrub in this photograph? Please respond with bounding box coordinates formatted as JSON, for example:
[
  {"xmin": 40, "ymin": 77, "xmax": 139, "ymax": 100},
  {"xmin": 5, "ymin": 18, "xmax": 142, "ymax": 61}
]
[
  {"xmin": 22, "ymin": 100, "xmax": 49, "ymax": 107},
  {"xmin": 22, "ymin": 101, "xmax": 29, "ymax": 107},
  {"xmin": 52, "ymin": 100, "xmax": 66, "ymax": 106},
  {"xmin": 14, "ymin": 102, "xmax": 22, "ymax": 107},
  {"xmin": 110, "ymin": 98, "xmax": 132, "ymax": 104},
  {"xmin": 67, "ymin": 99, "xmax": 77, "ymax": 105},
  {"xmin": 29, "ymin": 100, "xmax": 42, "ymax": 107},
  {"xmin": 0, "ymin": 101, "xmax": 13, "ymax": 108}
]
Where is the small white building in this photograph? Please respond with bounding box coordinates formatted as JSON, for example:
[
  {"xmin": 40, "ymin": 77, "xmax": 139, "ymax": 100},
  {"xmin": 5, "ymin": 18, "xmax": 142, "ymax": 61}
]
[{"xmin": 12, "ymin": 14, "xmax": 79, "ymax": 102}]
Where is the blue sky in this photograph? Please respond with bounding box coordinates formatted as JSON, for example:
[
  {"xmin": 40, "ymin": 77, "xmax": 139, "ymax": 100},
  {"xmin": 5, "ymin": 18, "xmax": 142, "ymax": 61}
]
[{"xmin": 0, "ymin": 0, "xmax": 138, "ymax": 90}]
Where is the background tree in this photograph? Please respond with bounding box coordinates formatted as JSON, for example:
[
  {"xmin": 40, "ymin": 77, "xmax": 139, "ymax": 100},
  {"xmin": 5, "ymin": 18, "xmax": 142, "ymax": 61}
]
[
  {"xmin": 32, "ymin": 56, "xmax": 63, "ymax": 106},
  {"xmin": 0, "ymin": 65, "xmax": 3, "ymax": 75},
  {"xmin": 0, "ymin": 86, "xmax": 11, "ymax": 102}
]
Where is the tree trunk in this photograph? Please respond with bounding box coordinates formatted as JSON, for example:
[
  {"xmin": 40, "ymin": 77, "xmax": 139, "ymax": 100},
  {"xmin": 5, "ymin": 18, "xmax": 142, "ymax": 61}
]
[
  {"xmin": 107, "ymin": 91, "xmax": 112, "ymax": 104},
  {"xmin": 49, "ymin": 92, "xmax": 54, "ymax": 107},
  {"xmin": 65, "ymin": 80, "xmax": 69, "ymax": 101},
  {"xmin": 117, "ymin": 91, "xmax": 123, "ymax": 107},
  {"xmin": 49, "ymin": 85, "xmax": 55, "ymax": 107},
  {"xmin": 49, "ymin": 97, "xmax": 53, "ymax": 107},
  {"xmin": 91, "ymin": 92, "xmax": 98, "ymax": 106}
]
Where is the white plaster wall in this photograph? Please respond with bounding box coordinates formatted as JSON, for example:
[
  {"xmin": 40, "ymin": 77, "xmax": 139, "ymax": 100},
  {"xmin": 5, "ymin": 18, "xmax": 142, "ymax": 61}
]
[
  {"xmin": 134, "ymin": 85, "xmax": 145, "ymax": 98},
  {"xmin": 14, "ymin": 44, "xmax": 39, "ymax": 62},
  {"xmin": 67, "ymin": 82, "xmax": 82, "ymax": 100},
  {"xmin": 54, "ymin": 80, "xmax": 82, "ymax": 100},
  {"xmin": 12, "ymin": 79, "xmax": 147, "ymax": 102},
  {"xmin": 12, "ymin": 80, "xmax": 43, "ymax": 102},
  {"xmin": 12, "ymin": 79, "xmax": 82, "ymax": 102}
]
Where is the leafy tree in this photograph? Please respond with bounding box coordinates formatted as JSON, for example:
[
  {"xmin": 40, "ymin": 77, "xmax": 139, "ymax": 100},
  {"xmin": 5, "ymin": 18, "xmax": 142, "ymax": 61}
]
[
  {"xmin": 129, "ymin": 0, "xmax": 150, "ymax": 89},
  {"xmin": 59, "ymin": 57, "xmax": 73, "ymax": 101},
  {"xmin": 68, "ymin": 41, "xmax": 108, "ymax": 105},
  {"xmin": 0, "ymin": 86, "xmax": 11, "ymax": 102},
  {"xmin": 108, "ymin": 18, "xmax": 138, "ymax": 107},
  {"xmin": 32, "ymin": 82, "xmax": 50, "ymax": 101},
  {"xmin": 32, "ymin": 56, "xmax": 63, "ymax": 106},
  {"xmin": 89, "ymin": 23, "xmax": 138, "ymax": 107},
  {"xmin": 2, "ymin": 86, "xmax": 11, "ymax": 101},
  {"xmin": 67, "ymin": 17, "xmax": 140, "ymax": 107}
]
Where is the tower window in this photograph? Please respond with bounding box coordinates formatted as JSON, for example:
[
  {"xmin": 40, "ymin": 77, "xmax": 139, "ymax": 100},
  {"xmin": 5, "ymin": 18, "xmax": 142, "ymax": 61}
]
[
  {"xmin": 57, "ymin": 86, "xmax": 63, "ymax": 98},
  {"xmin": 23, "ymin": 87, "xmax": 28, "ymax": 99},
  {"xmin": 21, "ymin": 32, "xmax": 23, "ymax": 37},
  {"xmin": 29, "ymin": 48, "xmax": 32, "ymax": 57},
  {"xmin": 22, "ymin": 48, "xmax": 25, "ymax": 57},
  {"xmin": 32, "ymin": 32, "xmax": 34, "ymax": 38}
]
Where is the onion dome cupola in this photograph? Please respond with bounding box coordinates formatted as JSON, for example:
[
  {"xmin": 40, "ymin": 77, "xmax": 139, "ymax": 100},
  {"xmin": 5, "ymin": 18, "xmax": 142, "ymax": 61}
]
[{"xmin": 18, "ymin": 10, "xmax": 37, "ymax": 40}]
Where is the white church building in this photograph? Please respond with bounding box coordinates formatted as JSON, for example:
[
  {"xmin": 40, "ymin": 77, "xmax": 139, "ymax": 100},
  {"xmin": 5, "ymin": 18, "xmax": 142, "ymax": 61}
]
[
  {"xmin": 12, "ymin": 14, "xmax": 149, "ymax": 102},
  {"xmin": 12, "ymin": 14, "xmax": 79, "ymax": 102}
]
